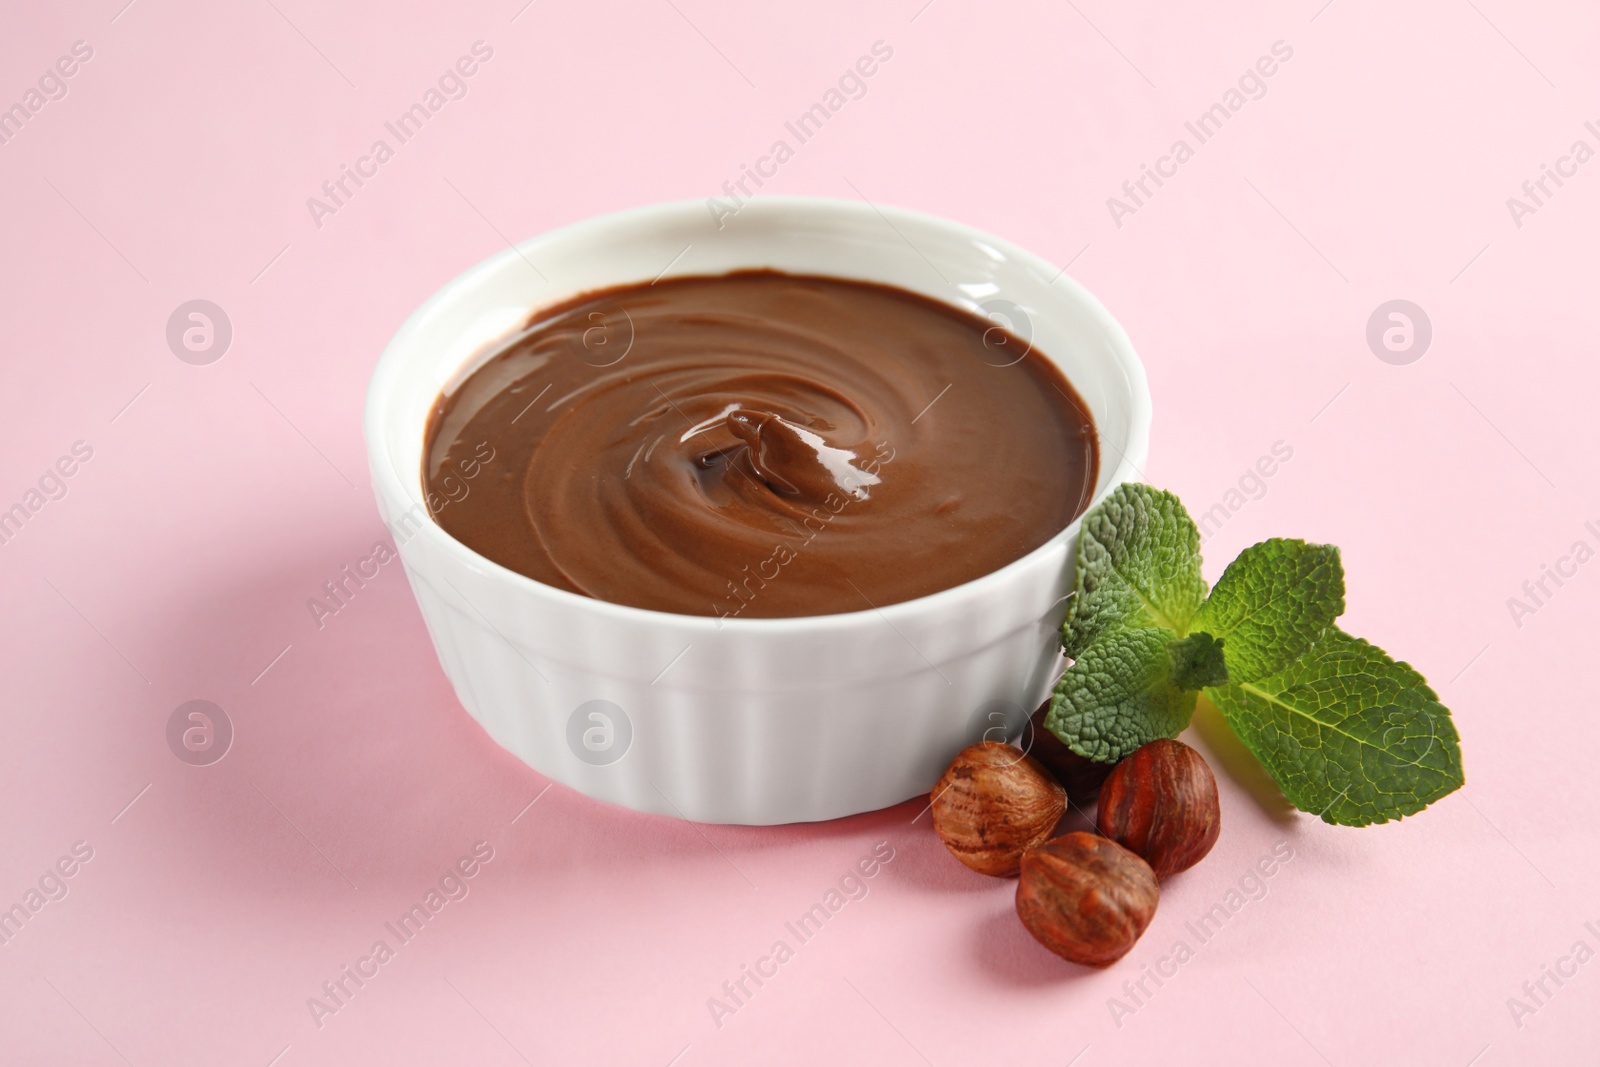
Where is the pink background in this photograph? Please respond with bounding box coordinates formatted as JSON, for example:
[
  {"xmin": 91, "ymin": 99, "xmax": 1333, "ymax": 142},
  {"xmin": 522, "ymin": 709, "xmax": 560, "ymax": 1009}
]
[{"xmin": 2, "ymin": 0, "xmax": 1597, "ymax": 1063}]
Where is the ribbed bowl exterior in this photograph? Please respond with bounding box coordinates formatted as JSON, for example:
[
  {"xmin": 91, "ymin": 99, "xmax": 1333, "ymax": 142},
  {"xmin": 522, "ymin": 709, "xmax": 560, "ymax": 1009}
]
[{"xmin": 365, "ymin": 197, "xmax": 1150, "ymax": 825}]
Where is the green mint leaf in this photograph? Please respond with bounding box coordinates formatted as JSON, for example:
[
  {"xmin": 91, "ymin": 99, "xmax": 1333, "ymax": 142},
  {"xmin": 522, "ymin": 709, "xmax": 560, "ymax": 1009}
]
[
  {"xmin": 1063, "ymin": 483, "xmax": 1208, "ymax": 658},
  {"xmin": 1047, "ymin": 626, "xmax": 1198, "ymax": 763},
  {"xmin": 1167, "ymin": 632, "xmax": 1229, "ymax": 690},
  {"xmin": 1190, "ymin": 538, "xmax": 1345, "ymax": 683},
  {"xmin": 1205, "ymin": 628, "xmax": 1464, "ymax": 826}
]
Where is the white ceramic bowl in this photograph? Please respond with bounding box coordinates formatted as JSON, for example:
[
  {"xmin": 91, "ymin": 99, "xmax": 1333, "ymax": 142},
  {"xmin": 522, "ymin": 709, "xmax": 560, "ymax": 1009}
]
[{"xmin": 365, "ymin": 196, "xmax": 1150, "ymax": 825}]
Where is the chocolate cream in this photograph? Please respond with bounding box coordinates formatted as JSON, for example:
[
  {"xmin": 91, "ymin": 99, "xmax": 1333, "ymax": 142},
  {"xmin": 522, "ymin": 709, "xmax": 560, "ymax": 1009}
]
[{"xmin": 423, "ymin": 271, "xmax": 1098, "ymax": 618}]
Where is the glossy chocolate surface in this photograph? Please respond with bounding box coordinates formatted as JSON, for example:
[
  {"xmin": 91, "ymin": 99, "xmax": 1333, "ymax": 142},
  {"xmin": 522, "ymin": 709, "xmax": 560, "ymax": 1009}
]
[{"xmin": 424, "ymin": 271, "xmax": 1098, "ymax": 618}]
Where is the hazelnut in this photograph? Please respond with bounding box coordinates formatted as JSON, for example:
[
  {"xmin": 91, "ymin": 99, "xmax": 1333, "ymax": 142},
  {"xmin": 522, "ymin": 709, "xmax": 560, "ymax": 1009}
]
[
  {"xmin": 1096, "ymin": 738, "xmax": 1220, "ymax": 879},
  {"xmin": 1025, "ymin": 700, "xmax": 1114, "ymax": 803},
  {"xmin": 931, "ymin": 742, "xmax": 1066, "ymax": 877},
  {"xmin": 1016, "ymin": 832, "xmax": 1158, "ymax": 966}
]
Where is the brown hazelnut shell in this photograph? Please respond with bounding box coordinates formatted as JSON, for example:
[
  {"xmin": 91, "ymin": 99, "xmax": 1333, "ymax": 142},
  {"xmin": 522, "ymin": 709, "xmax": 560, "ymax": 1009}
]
[
  {"xmin": 1096, "ymin": 738, "xmax": 1221, "ymax": 879},
  {"xmin": 1025, "ymin": 700, "xmax": 1115, "ymax": 804},
  {"xmin": 1016, "ymin": 831, "xmax": 1159, "ymax": 966},
  {"xmin": 931, "ymin": 741, "xmax": 1066, "ymax": 877}
]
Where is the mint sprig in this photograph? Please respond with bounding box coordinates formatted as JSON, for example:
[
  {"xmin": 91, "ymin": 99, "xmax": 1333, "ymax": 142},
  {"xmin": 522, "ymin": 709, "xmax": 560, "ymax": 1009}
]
[
  {"xmin": 1044, "ymin": 483, "xmax": 1464, "ymax": 827},
  {"xmin": 1063, "ymin": 482, "xmax": 1208, "ymax": 655},
  {"xmin": 1049, "ymin": 626, "xmax": 1200, "ymax": 763},
  {"xmin": 1191, "ymin": 538, "xmax": 1344, "ymax": 682},
  {"xmin": 1208, "ymin": 629, "xmax": 1463, "ymax": 825}
]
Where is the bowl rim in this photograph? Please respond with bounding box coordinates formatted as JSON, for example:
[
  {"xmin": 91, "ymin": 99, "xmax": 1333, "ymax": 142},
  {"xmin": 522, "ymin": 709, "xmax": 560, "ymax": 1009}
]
[{"xmin": 364, "ymin": 194, "xmax": 1151, "ymax": 635}]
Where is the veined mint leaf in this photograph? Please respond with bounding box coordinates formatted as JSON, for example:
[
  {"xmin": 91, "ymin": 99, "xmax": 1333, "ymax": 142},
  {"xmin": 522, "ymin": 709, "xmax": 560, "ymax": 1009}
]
[
  {"xmin": 1167, "ymin": 632, "xmax": 1229, "ymax": 690},
  {"xmin": 1046, "ymin": 626, "xmax": 1198, "ymax": 763},
  {"xmin": 1191, "ymin": 538, "xmax": 1344, "ymax": 683},
  {"xmin": 1205, "ymin": 628, "xmax": 1464, "ymax": 826},
  {"xmin": 1063, "ymin": 483, "xmax": 1208, "ymax": 657}
]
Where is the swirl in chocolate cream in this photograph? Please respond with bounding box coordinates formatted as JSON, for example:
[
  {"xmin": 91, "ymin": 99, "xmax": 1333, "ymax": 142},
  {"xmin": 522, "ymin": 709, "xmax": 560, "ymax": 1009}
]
[{"xmin": 424, "ymin": 271, "xmax": 1098, "ymax": 618}]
